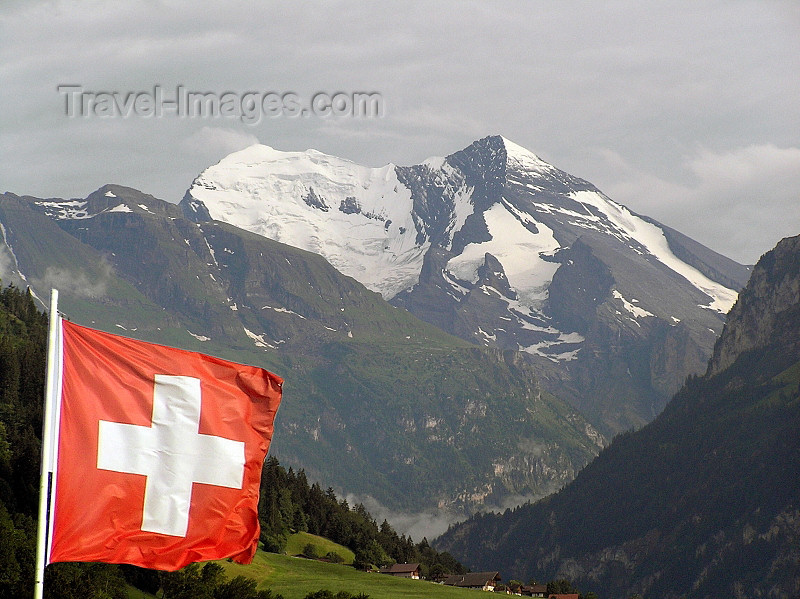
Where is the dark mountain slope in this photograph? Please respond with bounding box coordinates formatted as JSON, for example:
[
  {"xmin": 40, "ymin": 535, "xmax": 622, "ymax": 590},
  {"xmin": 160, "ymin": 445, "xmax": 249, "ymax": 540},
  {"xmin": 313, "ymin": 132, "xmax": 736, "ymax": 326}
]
[
  {"xmin": 435, "ymin": 234, "xmax": 800, "ymax": 598},
  {"xmin": 0, "ymin": 187, "xmax": 604, "ymax": 519}
]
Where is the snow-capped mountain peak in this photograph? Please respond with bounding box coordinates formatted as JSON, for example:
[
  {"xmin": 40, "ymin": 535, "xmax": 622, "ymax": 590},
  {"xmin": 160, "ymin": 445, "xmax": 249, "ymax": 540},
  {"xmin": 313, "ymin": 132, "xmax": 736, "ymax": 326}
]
[{"xmin": 182, "ymin": 135, "xmax": 749, "ymax": 413}]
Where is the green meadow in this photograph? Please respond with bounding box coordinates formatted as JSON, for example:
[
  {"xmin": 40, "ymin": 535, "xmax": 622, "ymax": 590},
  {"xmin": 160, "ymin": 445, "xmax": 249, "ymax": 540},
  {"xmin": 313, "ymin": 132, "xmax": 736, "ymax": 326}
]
[
  {"xmin": 283, "ymin": 532, "xmax": 356, "ymax": 565},
  {"xmin": 217, "ymin": 550, "xmax": 486, "ymax": 599},
  {"xmin": 126, "ymin": 533, "xmax": 485, "ymax": 599}
]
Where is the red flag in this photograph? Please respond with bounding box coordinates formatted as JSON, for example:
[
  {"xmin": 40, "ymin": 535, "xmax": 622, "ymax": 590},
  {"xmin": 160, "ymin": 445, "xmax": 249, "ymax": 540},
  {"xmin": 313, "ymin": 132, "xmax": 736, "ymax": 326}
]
[{"xmin": 46, "ymin": 319, "xmax": 282, "ymax": 571}]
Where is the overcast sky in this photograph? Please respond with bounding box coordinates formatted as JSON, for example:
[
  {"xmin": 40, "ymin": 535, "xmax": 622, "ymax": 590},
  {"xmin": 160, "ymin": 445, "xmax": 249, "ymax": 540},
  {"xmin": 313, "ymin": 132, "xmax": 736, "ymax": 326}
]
[{"xmin": 1, "ymin": 0, "xmax": 798, "ymax": 264}]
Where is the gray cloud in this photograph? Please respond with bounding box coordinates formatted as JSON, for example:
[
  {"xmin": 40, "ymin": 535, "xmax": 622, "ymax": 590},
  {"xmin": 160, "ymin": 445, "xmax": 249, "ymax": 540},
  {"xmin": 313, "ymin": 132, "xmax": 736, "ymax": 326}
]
[
  {"xmin": 344, "ymin": 485, "xmax": 560, "ymax": 543},
  {"xmin": 344, "ymin": 493, "xmax": 464, "ymax": 543},
  {"xmin": 1, "ymin": 0, "xmax": 798, "ymax": 263},
  {"xmin": 31, "ymin": 259, "xmax": 113, "ymax": 300}
]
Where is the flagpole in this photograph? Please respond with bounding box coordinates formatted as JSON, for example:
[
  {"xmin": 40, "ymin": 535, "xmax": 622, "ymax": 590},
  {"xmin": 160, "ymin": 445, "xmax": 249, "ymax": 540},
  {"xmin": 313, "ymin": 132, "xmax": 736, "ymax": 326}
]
[{"xmin": 34, "ymin": 289, "xmax": 60, "ymax": 599}]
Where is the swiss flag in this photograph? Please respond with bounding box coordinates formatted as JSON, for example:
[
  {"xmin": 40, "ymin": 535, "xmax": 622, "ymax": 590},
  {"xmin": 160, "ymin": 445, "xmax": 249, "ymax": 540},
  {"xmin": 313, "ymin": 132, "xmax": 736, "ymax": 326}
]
[{"xmin": 46, "ymin": 319, "xmax": 282, "ymax": 571}]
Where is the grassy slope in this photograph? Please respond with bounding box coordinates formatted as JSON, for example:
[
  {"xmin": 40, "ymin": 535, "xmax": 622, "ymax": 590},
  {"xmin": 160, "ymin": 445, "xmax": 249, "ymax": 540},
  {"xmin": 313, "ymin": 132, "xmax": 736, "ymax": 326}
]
[
  {"xmin": 218, "ymin": 550, "xmax": 491, "ymax": 599},
  {"xmin": 284, "ymin": 532, "xmax": 355, "ymax": 564},
  {"xmin": 124, "ymin": 538, "xmax": 480, "ymax": 599}
]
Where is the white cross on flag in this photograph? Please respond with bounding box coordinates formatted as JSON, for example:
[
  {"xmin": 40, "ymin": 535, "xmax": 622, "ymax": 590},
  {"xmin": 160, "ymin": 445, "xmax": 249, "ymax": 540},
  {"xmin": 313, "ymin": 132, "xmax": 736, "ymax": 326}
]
[{"xmin": 44, "ymin": 319, "xmax": 282, "ymax": 571}]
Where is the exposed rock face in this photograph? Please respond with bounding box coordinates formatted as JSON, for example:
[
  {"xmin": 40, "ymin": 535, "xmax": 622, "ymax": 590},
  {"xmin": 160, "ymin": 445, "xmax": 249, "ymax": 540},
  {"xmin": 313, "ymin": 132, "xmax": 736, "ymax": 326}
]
[
  {"xmin": 476, "ymin": 253, "xmax": 516, "ymax": 300},
  {"xmin": 708, "ymin": 234, "xmax": 800, "ymax": 376}
]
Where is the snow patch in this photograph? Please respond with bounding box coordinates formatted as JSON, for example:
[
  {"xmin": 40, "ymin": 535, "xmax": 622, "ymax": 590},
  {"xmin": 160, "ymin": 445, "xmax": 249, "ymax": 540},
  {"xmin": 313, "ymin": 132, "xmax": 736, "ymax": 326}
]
[
  {"xmin": 243, "ymin": 327, "xmax": 275, "ymax": 349},
  {"xmin": 201, "ymin": 235, "xmax": 218, "ymax": 266},
  {"xmin": 521, "ymin": 338, "xmax": 582, "ymax": 362},
  {"xmin": 34, "ymin": 200, "xmax": 90, "ymax": 220},
  {"xmin": 262, "ymin": 305, "xmax": 306, "ymax": 319},
  {"xmin": 477, "ymin": 327, "xmax": 497, "ymax": 342},
  {"xmin": 571, "ymin": 191, "xmax": 738, "ymax": 313},
  {"xmin": 446, "ymin": 201, "xmax": 560, "ymax": 307},
  {"xmin": 612, "ymin": 289, "xmax": 654, "ymax": 319},
  {"xmin": 502, "ymin": 137, "xmax": 556, "ymax": 175}
]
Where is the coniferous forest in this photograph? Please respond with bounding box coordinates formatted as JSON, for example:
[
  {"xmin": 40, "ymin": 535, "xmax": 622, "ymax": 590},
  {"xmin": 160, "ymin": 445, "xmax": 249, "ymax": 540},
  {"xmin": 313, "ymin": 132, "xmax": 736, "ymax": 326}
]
[
  {"xmin": 0, "ymin": 285, "xmax": 47, "ymax": 599},
  {"xmin": 258, "ymin": 456, "xmax": 465, "ymax": 578},
  {"xmin": 0, "ymin": 284, "xmax": 463, "ymax": 599}
]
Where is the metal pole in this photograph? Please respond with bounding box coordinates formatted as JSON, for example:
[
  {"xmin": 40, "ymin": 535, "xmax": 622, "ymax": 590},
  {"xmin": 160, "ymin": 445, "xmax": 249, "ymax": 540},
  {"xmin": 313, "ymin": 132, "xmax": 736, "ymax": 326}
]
[{"xmin": 34, "ymin": 289, "xmax": 59, "ymax": 599}]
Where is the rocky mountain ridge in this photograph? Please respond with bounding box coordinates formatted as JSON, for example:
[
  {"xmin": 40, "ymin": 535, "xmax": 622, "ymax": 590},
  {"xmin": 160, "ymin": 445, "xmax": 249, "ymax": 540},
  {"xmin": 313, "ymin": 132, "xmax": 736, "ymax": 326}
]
[{"xmin": 708, "ymin": 233, "xmax": 800, "ymax": 376}]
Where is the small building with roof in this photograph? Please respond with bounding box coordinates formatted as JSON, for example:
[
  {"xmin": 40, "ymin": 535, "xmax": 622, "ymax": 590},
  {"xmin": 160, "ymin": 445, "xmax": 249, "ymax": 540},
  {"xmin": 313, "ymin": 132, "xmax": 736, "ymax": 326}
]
[
  {"xmin": 442, "ymin": 571, "xmax": 501, "ymax": 591},
  {"xmin": 379, "ymin": 563, "xmax": 421, "ymax": 579}
]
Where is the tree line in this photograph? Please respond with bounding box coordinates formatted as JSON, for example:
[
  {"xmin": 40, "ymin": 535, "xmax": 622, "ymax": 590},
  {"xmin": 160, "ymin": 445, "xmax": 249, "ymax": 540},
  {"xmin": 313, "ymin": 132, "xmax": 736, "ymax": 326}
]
[
  {"xmin": 258, "ymin": 455, "xmax": 465, "ymax": 578},
  {"xmin": 0, "ymin": 285, "xmax": 47, "ymax": 599}
]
